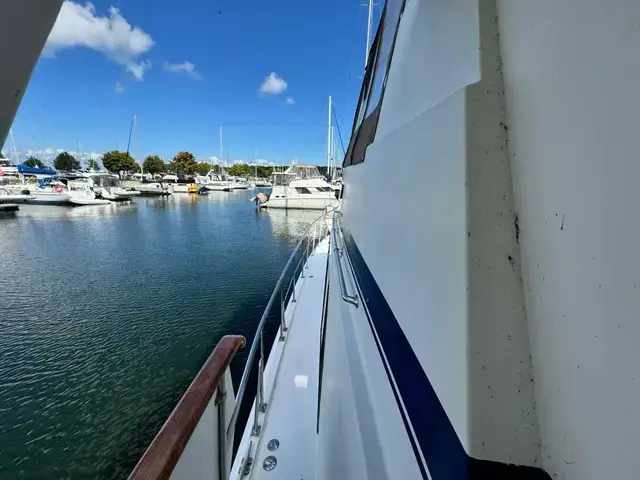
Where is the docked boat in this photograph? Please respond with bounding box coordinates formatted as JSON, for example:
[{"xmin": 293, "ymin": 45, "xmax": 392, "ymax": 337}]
[
  {"xmin": 229, "ymin": 177, "xmax": 250, "ymax": 190},
  {"xmin": 0, "ymin": 158, "xmax": 19, "ymax": 178},
  {"xmin": 253, "ymin": 178, "xmax": 272, "ymax": 187},
  {"xmin": 6, "ymin": 176, "xmax": 72, "ymax": 205},
  {"xmin": 62, "ymin": 176, "xmax": 111, "ymax": 205},
  {"xmin": 195, "ymin": 171, "xmax": 234, "ymax": 191},
  {"xmin": 88, "ymin": 173, "xmax": 140, "ymax": 200},
  {"xmin": 0, "ymin": 185, "xmax": 32, "ymax": 214},
  {"xmin": 251, "ymin": 164, "xmax": 338, "ymax": 210},
  {"xmin": 0, "ymin": 186, "xmax": 34, "ymax": 203},
  {"xmin": 135, "ymin": 181, "xmax": 172, "ymax": 196},
  {"xmin": 162, "ymin": 174, "xmax": 200, "ymax": 193}
]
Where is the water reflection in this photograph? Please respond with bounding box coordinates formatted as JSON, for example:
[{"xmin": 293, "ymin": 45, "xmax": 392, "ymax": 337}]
[
  {"xmin": 0, "ymin": 186, "xmax": 306, "ymax": 480},
  {"xmin": 265, "ymin": 208, "xmax": 324, "ymax": 239},
  {"xmin": 13, "ymin": 202, "xmax": 139, "ymax": 220}
]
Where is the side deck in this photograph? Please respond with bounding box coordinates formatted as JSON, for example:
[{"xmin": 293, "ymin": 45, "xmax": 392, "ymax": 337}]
[{"xmin": 230, "ymin": 236, "xmax": 329, "ymax": 480}]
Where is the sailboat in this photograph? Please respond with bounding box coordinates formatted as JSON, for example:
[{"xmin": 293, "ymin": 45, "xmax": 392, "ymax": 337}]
[
  {"xmin": 195, "ymin": 127, "xmax": 236, "ymax": 191},
  {"xmin": 4, "ymin": 1, "xmax": 640, "ymax": 479}
]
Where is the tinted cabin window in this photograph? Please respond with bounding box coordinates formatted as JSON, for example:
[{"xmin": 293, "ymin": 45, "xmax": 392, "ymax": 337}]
[
  {"xmin": 295, "ymin": 187, "xmax": 312, "ymax": 194},
  {"xmin": 343, "ymin": 0, "xmax": 406, "ymax": 167}
]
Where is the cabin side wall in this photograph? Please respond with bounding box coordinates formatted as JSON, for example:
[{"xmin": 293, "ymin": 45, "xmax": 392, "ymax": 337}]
[{"xmin": 496, "ymin": 1, "xmax": 640, "ymax": 478}]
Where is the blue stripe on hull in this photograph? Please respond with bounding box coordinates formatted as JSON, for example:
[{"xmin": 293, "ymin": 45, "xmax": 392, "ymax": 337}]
[{"xmin": 341, "ymin": 230, "xmax": 551, "ymax": 480}]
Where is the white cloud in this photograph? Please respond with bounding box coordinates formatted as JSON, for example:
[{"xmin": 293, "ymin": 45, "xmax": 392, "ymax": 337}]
[
  {"xmin": 285, "ymin": 97, "xmax": 295, "ymax": 105},
  {"xmin": 259, "ymin": 72, "xmax": 287, "ymax": 95},
  {"xmin": 44, "ymin": 1, "xmax": 155, "ymax": 80},
  {"xmin": 0, "ymin": 146, "xmax": 103, "ymax": 167},
  {"xmin": 163, "ymin": 61, "xmax": 202, "ymax": 80},
  {"xmin": 115, "ymin": 82, "xmax": 124, "ymax": 93},
  {"xmin": 253, "ymin": 159, "xmax": 277, "ymax": 166}
]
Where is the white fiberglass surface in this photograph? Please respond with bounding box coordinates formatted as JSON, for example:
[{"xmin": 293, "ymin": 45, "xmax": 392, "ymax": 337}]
[{"xmin": 231, "ymin": 238, "xmax": 328, "ymax": 480}]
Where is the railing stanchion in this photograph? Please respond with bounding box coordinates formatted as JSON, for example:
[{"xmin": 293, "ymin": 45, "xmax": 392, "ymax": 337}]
[
  {"xmin": 216, "ymin": 380, "xmax": 228, "ymax": 480},
  {"xmin": 258, "ymin": 340, "xmax": 266, "ymax": 413},
  {"xmin": 291, "ymin": 273, "xmax": 296, "ymax": 303},
  {"xmin": 305, "ymin": 237, "xmax": 310, "ymax": 269},
  {"xmin": 251, "ymin": 371, "xmax": 261, "ymax": 437},
  {"xmin": 279, "ymin": 282, "xmax": 287, "ymax": 340}
]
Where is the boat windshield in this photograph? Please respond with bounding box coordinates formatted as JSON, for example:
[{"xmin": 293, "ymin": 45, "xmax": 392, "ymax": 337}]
[
  {"xmin": 273, "ymin": 173, "xmax": 297, "ymax": 186},
  {"xmin": 284, "ymin": 165, "xmax": 323, "ymax": 180},
  {"xmin": 91, "ymin": 175, "xmax": 120, "ymax": 187}
]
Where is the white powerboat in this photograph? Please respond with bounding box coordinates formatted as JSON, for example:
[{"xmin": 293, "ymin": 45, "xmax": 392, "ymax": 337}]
[
  {"xmin": 0, "ymin": 158, "xmax": 19, "ymax": 178},
  {"xmin": 253, "ymin": 177, "xmax": 272, "ymax": 187},
  {"xmin": 135, "ymin": 181, "xmax": 172, "ymax": 196},
  {"xmin": 195, "ymin": 171, "xmax": 233, "ymax": 191},
  {"xmin": 252, "ymin": 164, "xmax": 338, "ymax": 210},
  {"xmin": 62, "ymin": 176, "xmax": 111, "ymax": 205},
  {"xmin": 6, "ymin": 177, "xmax": 72, "ymax": 204},
  {"xmin": 0, "ymin": 186, "xmax": 34, "ymax": 203},
  {"xmin": 162, "ymin": 174, "xmax": 200, "ymax": 193},
  {"xmin": 229, "ymin": 176, "xmax": 250, "ymax": 190},
  {"xmin": 87, "ymin": 173, "xmax": 140, "ymax": 200}
]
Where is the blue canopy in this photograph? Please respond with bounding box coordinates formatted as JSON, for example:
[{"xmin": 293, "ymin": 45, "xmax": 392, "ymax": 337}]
[
  {"xmin": 37, "ymin": 176, "xmax": 59, "ymax": 187},
  {"xmin": 18, "ymin": 164, "xmax": 57, "ymax": 175}
]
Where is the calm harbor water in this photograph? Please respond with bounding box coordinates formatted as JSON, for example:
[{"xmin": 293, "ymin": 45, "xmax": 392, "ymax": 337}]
[{"xmin": 0, "ymin": 190, "xmax": 320, "ymax": 479}]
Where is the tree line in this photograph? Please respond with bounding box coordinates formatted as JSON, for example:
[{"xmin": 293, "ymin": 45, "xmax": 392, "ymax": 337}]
[{"xmin": 22, "ymin": 150, "xmax": 287, "ymax": 178}]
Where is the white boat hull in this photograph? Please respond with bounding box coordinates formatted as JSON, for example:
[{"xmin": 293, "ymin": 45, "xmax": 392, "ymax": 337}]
[
  {"xmin": 67, "ymin": 190, "xmax": 111, "ymax": 205},
  {"xmin": 0, "ymin": 192, "xmax": 34, "ymax": 203},
  {"xmin": 261, "ymin": 185, "xmax": 338, "ymax": 210},
  {"xmin": 26, "ymin": 191, "xmax": 71, "ymax": 205},
  {"xmin": 262, "ymin": 196, "xmax": 336, "ymax": 210},
  {"xmin": 99, "ymin": 187, "xmax": 139, "ymax": 200},
  {"xmin": 135, "ymin": 183, "xmax": 171, "ymax": 196}
]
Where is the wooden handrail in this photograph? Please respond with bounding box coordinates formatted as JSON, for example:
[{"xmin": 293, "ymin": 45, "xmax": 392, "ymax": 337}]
[{"xmin": 128, "ymin": 335, "xmax": 246, "ymax": 480}]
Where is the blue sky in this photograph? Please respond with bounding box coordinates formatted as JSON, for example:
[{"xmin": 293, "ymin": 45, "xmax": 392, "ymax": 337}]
[{"xmin": 3, "ymin": 0, "xmax": 380, "ymax": 167}]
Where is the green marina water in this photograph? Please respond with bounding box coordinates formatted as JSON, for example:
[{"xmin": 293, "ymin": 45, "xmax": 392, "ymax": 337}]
[{"xmin": 0, "ymin": 190, "xmax": 319, "ymax": 479}]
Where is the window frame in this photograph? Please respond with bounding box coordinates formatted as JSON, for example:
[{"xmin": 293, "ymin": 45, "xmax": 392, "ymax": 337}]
[{"xmin": 342, "ymin": 0, "xmax": 407, "ymax": 168}]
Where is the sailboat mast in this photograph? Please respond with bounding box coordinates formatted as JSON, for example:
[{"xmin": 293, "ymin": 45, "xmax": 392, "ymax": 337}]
[
  {"xmin": 125, "ymin": 115, "xmax": 135, "ymax": 159},
  {"xmin": 327, "ymin": 96, "xmax": 332, "ymax": 178},
  {"xmin": 219, "ymin": 126, "xmax": 223, "ymax": 168},
  {"xmin": 78, "ymin": 141, "xmax": 82, "ymax": 171}
]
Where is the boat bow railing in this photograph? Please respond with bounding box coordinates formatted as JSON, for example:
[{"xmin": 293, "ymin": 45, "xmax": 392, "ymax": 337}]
[{"xmin": 226, "ymin": 208, "xmax": 333, "ymax": 450}]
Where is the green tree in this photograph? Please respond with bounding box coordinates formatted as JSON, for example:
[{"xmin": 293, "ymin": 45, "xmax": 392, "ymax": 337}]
[
  {"xmin": 196, "ymin": 162, "xmax": 213, "ymax": 176},
  {"xmin": 87, "ymin": 158, "xmax": 100, "ymax": 171},
  {"xmin": 54, "ymin": 152, "xmax": 80, "ymax": 172},
  {"xmin": 228, "ymin": 163, "xmax": 251, "ymax": 177},
  {"xmin": 24, "ymin": 156, "xmax": 45, "ymax": 168},
  {"xmin": 101, "ymin": 150, "xmax": 139, "ymax": 175},
  {"xmin": 256, "ymin": 166, "xmax": 273, "ymax": 178},
  {"xmin": 142, "ymin": 155, "xmax": 167, "ymax": 175},
  {"xmin": 169, "ymin": 151, "xmax": 197, "ymax": 175}
]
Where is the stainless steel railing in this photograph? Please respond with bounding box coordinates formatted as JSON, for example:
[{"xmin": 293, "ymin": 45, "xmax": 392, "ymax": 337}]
[
  {"xmin": 225, "ymin": 208, "xmax": 333, "ymax": 457},
  {"xmin": 331, "ymin": 212, "xmax": 359, "ymax": 306}
]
